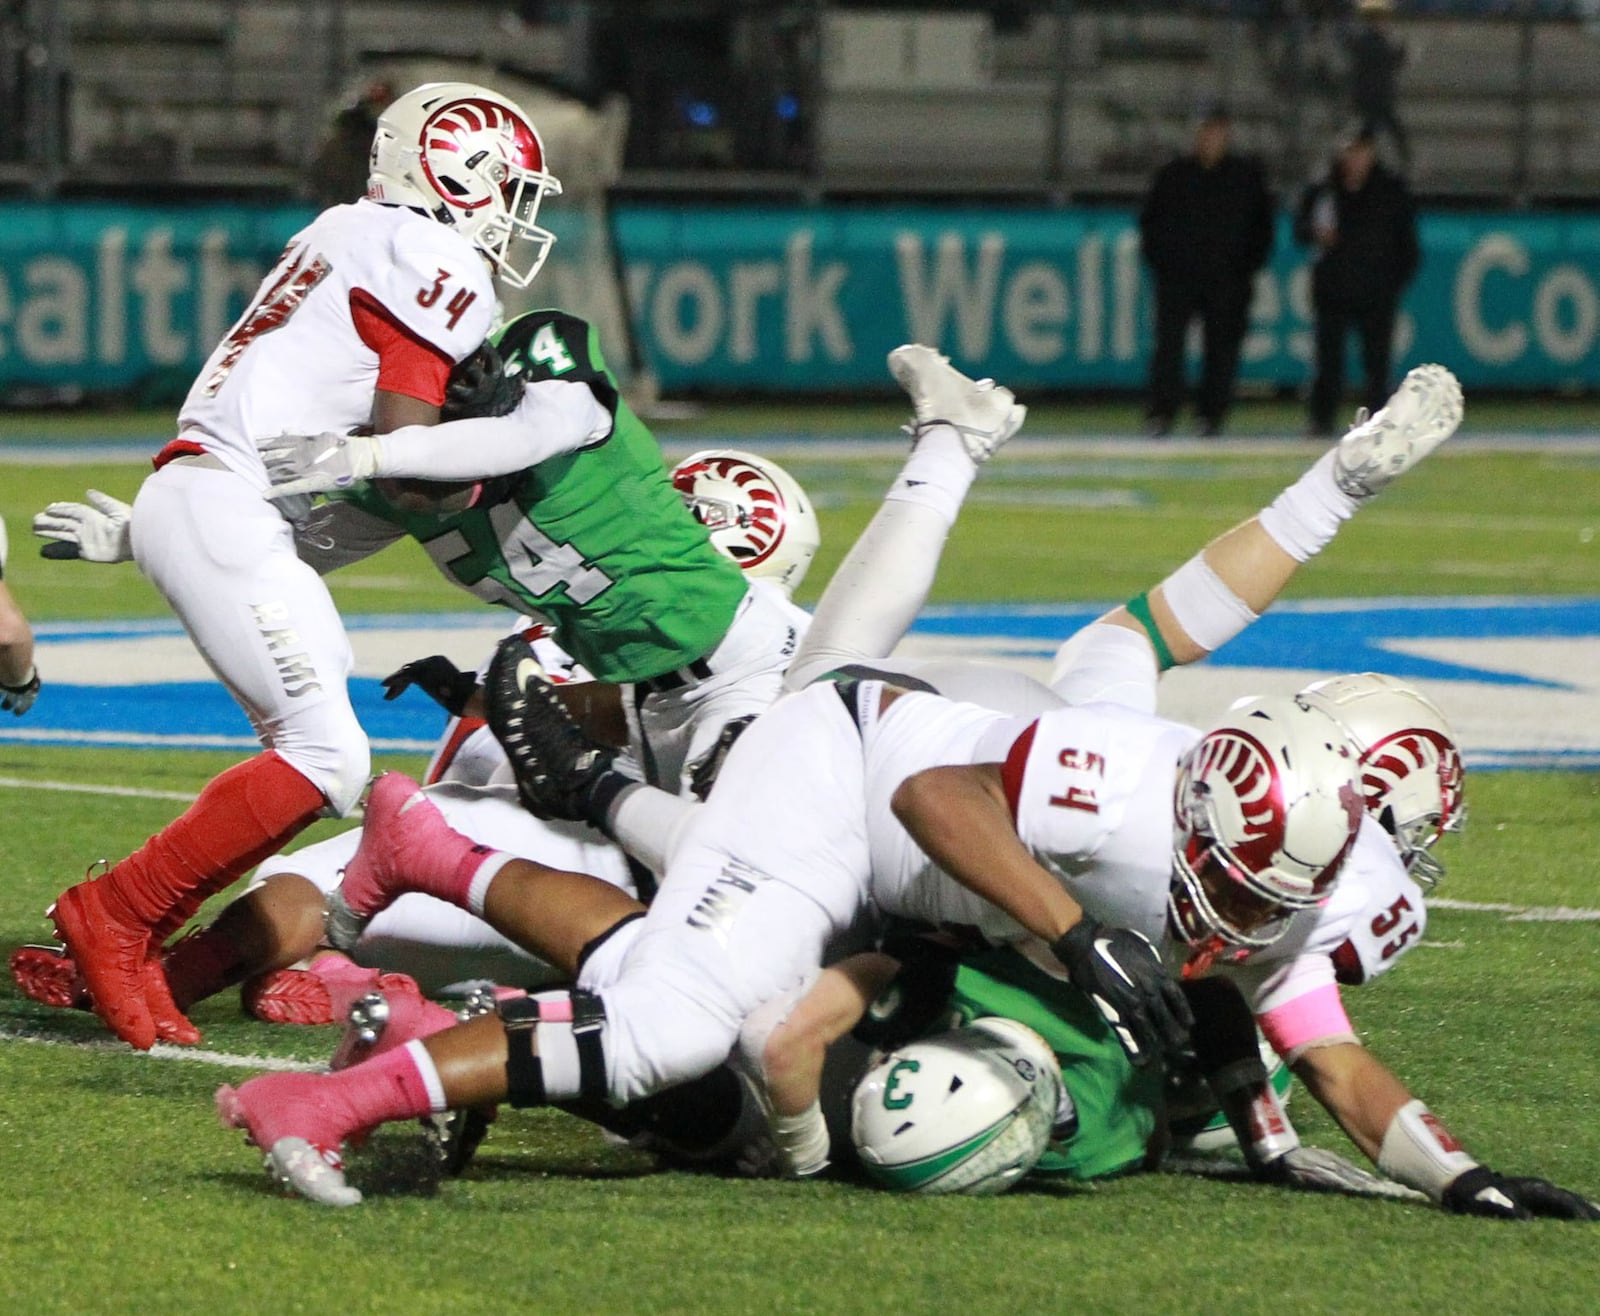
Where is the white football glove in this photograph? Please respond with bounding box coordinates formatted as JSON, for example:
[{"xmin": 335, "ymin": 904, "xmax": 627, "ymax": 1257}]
[
  {"xmin": 33, "ymin": 489, "xmax": 134, "ymax": 563},
  {"xmin": 1269, "ymin": 1146, "xmax": 1427, "ymax": 1201},
  {"xmin": 259, "ymin": 431, "xmax": 380, "ymax": 500}
]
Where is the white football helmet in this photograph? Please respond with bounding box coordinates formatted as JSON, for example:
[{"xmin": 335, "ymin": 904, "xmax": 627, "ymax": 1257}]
[
  {"xmin": 1171, "ymin": 695, "xmax": 1364, "ymax": 962},
  {"xmin": 367, "ymin": 82, "xmax": 562, "ymax": 289},
  {"xmin": 1297, "ymin": 673, "xmax": 1465, "ymax": 888},
  {"xmin": 851, "ymin": 1020, "xmax": 1062, "ymax": 1196},
  {"xmin": 671, "ymin": 449, "xmax": 820, "ymax": 596}
]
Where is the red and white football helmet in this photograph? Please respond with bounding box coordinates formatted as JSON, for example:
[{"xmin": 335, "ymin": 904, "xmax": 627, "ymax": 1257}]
[
  {"xmin": 367, "ymin": 82, "xmax": 562, "ymax": 289},
  {"xmin": 1297, "ymin": 673, "xmax": 1465, "ymax": 888},
  {"xmin": 672, "ymin": 449, "xmax": 820, "ymax": 596},
  {"xmin": 1171, "ymin": 695, "xmax": 1364, "ymax": 963}
]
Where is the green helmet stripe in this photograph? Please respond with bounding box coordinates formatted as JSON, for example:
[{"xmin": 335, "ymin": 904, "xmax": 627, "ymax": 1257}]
[{"xmin": 867, "ymin": 1111, "xmax": 1019, "ymax": 1192}]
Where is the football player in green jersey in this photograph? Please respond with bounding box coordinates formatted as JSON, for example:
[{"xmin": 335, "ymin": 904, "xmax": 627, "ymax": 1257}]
[{"xmin": 276, "ymin": 308, "xmax": 811, "ymax": 798}]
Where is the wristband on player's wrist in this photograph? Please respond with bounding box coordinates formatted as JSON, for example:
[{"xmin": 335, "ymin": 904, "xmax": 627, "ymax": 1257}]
[{"xmin": 1376, "ymin": 1098, "xmax": 1479, "ymax": 1201}]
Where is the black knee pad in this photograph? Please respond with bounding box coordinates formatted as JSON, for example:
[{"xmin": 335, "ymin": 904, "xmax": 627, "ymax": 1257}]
[{"xmin": 500, "ymin": 990, "xmax": 610, "ymax": 1107}]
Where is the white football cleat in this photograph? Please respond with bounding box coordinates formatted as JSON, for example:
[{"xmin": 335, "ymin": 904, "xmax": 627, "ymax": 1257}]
[
  {"xmin": 260, "ymin": 1136, "xmax": 364, "ymax": 1208},
  {"xmin": 888, "ymin": 344, "xmax": 1026, "ymax": 463},
  {"xmin": 1333, "ymin": 363, "xmax": 1463, "ymax": 498}
]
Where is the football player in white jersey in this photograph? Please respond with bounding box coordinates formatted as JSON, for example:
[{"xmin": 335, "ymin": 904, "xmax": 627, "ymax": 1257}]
[
  {"xmin": 28, "ymin": 82, "xmax": 568, "ymax": 1053},
  {"xmin": 765, "ymin": 352, "xmax": 1596, "ymax": 1218}
]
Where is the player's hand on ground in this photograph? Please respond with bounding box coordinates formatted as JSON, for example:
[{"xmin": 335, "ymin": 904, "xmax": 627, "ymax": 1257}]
[
  {"xmin": 260, "ymin": 431, "xmax": 379, "ymax": 499},
  {"xmin": 1263, "ymin": 1146, "xmax": 1426, "ymax": 1201},
  {"xmin": 1051, "ymin": 919, "xmax": 1194, "ymax": 1069},
  {"xmin": 33, "ymin": 489, "xmax": 133, "ymax": 563},
  {"xmin": 382, "ymin": 655, "xmax": 478, "ymax": 717},
  {"xmin": 1442, "ymin": 1167, "xmax": 1600, "ymax": 1221}
]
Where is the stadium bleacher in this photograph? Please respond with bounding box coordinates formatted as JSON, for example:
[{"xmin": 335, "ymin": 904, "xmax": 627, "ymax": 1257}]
[{"xmin": 3, "ymin": 1, "xmax": 1597, "ymax": 201}]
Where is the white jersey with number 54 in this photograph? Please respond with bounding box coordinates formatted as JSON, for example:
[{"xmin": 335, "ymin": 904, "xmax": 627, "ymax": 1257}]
[{"xmin": 177, "ymin": 198, "xmax": 495, "ymax": 489}]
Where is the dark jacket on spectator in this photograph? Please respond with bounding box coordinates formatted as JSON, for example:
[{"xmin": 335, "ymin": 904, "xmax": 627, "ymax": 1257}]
[
  {"xmin": 1293, "ymin": 161, "xmax": 1419, "ymax": 306},
  {"xmin": 1139, "ymin": 153, "xmax": 1275, "ymax": 288}
]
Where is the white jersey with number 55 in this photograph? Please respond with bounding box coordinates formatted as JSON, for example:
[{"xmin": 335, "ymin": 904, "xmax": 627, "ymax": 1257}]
[{"xmin": 177, "ymin": 198, "xmax": 495, "ymax": 488}]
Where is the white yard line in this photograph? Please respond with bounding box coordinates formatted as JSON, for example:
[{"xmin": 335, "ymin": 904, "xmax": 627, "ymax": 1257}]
[
  {"xmin": 0, "ymin": 774, "xmax": 199, "ymax": 802},
  {"xmin": 1429, "ymin": 897, "xmax": 1600, "ymax": 922},
  {"xmin": 0, "ymin": 1023, "xmax": 322, "ymax": 1071}
]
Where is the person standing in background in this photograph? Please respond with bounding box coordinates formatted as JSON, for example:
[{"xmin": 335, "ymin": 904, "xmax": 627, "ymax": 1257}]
[
  {"xmin": 1139, "ymin": 103, "xmax": 1276, "ymax": 438},
  {"xmin": 1342, "ymin": 0, "xmax": 1409, "ymax": 171},
  {"xmin": 1295, "ymin": 123, "xmax": 1419, "ymax": 438}
]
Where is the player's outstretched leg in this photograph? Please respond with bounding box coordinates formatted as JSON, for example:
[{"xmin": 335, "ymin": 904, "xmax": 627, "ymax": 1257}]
[
  {"xmin": 216, "ymin": 1075, "xmax": 365, "ymax": 1207},
  {"xmin": 483, "ymin": 634, "xmax": 623, "ymax": 825},
  {"xmin": 1332, "ymin": 363, "xmax": 1462, "ymax": 499},
  {"xmin": 324, "ymin": 772, "xmax": 513, "ymax": 952},
  {"xmin": 887, "ymin": 344, "xmax": 1027, "ymax": 462},
  {"xmin": 784, "ymin": 346, "xmax": 1027, "ymax": 690}
]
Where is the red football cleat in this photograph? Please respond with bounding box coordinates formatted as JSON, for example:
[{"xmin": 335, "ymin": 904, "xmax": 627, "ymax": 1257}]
[
  {"xmin": 49, "ymin": 881, "xmax": 158, "ymax": 1050},
  {"xmin": 8, "ymin": 944, "xmax": 91, "ymax": 1011},
  {"xmin": 242, "ymin": 961, "xmax": 423, "ymax": 1026},
  {"xmin": 142, "ymin": 956, "xmax": 201, "ymax": 1045}
]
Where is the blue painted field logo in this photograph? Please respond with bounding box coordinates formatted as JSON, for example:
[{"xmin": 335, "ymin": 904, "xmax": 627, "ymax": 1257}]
[{"xmin": 7, "ymin": 601, "xmax": 1597, "ymax": 768}]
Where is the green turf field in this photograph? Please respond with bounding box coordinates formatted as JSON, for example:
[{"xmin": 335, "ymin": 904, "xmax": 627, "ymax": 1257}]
[{"xmin": 1, "ymin": 408, "xmax": 1598, "ymax": 1314}]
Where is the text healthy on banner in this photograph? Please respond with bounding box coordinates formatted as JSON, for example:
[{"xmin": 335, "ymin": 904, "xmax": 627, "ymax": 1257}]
[
  {"xmin": 4, "ymin": 201, "xmax": 1600, "ymax": 393},
  {"xmin": 618, "ymin": 206, "xmax": 1600, "ymax": 391}
]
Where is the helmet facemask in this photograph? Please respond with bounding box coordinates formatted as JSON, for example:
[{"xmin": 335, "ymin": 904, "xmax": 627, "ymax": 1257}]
[
  {"xmin": 1169, "ymin": 699, "xmax": 1365, "ymax": 972},
  {"xmin": 368, "ymin": 83, "xmax": 563, "ymax": 289}
]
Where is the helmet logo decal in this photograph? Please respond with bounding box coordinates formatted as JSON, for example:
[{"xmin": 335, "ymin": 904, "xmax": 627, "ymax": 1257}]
[{"xmin": 1194, "ymin": 728, "xmax": 1285, "ymax": 857}]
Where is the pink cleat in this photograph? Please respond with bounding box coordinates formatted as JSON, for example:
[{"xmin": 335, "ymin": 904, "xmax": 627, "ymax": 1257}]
[
  {"xmin": 216, "ymin": 1073, "xmax": 363, "ymax": 1206},
  {"xmin": 329, "ymin": 987, "xmax": 462, "ymax": 1071},
  {"xmin": 324, "ymin": 773, "xmax": 478, "ymax": 951}
]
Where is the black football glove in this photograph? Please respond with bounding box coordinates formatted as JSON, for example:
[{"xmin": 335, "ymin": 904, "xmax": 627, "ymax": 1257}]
[
  {"xmin": 1052, "ymin": 919, "xmax": 1194, "ymax": 1070},
  {"xmin": 484, "ymin": 633, "xmax": 626, "ymax": 827},
  {"xmin": 852, "ymin": 929, "xmax": 961, "ymax": 1049},
  {"xmin": 381, "ymin": 655, "xmax": 478, "ymax": 717},
  {"xmin": 443, "ymin": 342, "xmax": 525, "ymax": 421},
  {"xmin": 1442, "ymin": 1166, "xmax": 1600, "ymax": 1221}
]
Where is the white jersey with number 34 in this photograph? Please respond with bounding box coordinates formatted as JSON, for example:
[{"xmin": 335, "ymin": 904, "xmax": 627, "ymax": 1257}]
[{"xmin": 177, "ymin": 199, "xmax": 495, "ymax": 488}]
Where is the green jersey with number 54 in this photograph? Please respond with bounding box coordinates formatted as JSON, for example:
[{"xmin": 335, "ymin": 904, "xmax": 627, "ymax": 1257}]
[{"xmin": 341, "ymin": 309, "xmax": 748, "ymax": 683}]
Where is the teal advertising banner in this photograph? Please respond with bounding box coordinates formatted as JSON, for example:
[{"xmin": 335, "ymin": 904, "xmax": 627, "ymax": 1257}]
[
  {"xmin": 4, "ymin": 200, "xmax": 1600, "ymax": 395},
  {"xmin": 615, "ymin": 205, "xmax": 1600, "ymax": 392}
]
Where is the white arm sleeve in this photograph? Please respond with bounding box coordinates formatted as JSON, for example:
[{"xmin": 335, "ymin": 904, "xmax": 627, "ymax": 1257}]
[{"xmin": 371, "ymin": 378, "xmax": 614, "ymax": 481}]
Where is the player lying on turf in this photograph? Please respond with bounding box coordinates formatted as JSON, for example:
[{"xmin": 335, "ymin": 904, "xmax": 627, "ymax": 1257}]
[
  {"xmin": 13, "ymin": 446, "xmax": 821, "ymax": 1024},
  {"xmin": 722, "ymin": 353, "xmax": 1597, "ymax": 1221},
  {"xmin": 211, "ymin": 616, "xmax": 1370, "ymax": 1205}
]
